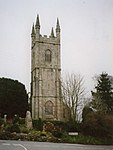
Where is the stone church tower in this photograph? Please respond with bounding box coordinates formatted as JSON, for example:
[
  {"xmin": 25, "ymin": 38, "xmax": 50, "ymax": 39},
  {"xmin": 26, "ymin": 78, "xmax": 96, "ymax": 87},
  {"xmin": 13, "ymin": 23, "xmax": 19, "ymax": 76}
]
[{"xmin": 31, "ymin": 15, "xmax": 63, "ymax": 121}]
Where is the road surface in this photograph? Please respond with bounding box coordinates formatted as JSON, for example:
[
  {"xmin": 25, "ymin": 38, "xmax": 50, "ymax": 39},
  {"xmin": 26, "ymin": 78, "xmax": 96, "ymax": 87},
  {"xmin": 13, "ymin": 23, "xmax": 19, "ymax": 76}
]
[{"xmin": 0, "ymin": 140, "xmax": 113, "ymax": 150}]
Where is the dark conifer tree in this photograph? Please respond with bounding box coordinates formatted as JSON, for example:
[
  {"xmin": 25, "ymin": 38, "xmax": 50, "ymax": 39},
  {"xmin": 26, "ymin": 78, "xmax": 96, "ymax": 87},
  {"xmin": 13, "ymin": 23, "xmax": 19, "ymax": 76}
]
[
  {"xmin": 91, "ymin": 72, "xmax": 113, "ymax": 114},
  {"xmin": 0, "ymin": 78, "xmax": 28, "ymax": 118}
]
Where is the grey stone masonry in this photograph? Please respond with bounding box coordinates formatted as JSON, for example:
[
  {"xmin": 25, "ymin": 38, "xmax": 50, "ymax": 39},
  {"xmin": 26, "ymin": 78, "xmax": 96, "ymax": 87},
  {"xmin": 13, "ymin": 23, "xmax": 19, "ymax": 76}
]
[{"xmin": 31, "ymin": 15, "xmax": 63, "ymax": 121}]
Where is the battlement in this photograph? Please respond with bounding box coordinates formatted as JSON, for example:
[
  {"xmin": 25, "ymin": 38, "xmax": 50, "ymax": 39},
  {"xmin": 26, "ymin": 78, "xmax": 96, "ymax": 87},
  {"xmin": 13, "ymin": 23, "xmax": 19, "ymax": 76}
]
[
  {"xmin": 34, "ymin": 34, "xmax": 58, "ymax": 45},
  {"xmin": 31, "ymin": 15, "xmax": 60, "ymax": 46}
]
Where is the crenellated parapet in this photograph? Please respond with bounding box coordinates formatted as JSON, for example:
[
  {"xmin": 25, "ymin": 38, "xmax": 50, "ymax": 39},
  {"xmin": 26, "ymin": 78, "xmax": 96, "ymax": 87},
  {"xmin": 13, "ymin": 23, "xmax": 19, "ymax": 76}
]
[{"xmin": 31, "ymin": 15, "xmax": 60, "ymax": 48}]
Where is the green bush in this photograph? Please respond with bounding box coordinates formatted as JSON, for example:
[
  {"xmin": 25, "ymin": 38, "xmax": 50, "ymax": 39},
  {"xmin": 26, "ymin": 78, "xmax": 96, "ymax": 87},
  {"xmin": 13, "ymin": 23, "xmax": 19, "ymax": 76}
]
[
  {"xmin": 44, "ymin": 122, "xmax": 54, "ymax": 132},
  {"xmin": 65, "ymin": 121, "xmax": 80, "ymax": 132},
  {"xmin": 52, "ymin": 126, "xmax": 63, "ymax": 138},
  {"xmin": 10, "ymin": 124, "xmax": 20, "ymax": 133},
  {"xmin": 5, "ymin": 124, "xmax": 12, "ymax": 132},
  {"xmin": 13, "ymin": 115, "xmax": 20, "ymax": 124},
  {"xmin": 81, "ymin": 112, "xmax": 113, "ymax": 139},
  {"xmin": 43, "ymin": 121, "xmax": 63, "ymax": 138},
  {"xmin": 50, "ymin": 120, "xmax": 80, "ymax": 132},
  {"xmin": 19, "ymin": 118, "xmax": 25, "ymax": 124},
  {"xmin": 20, "ymin": 125, "xmax": 29, "ymax": 133},
  {"xmin": 61, "ymin": 133, "xmax": 113, "ymax": 145},
  {"xmin": 0, "ymin": 131, "xmax": 12, "ymax": 140},
  {"xmin": 32, "ymin": 118, "xmax": 43, "ymax": 131},
  {"xmin": 28, "ymin": 130, "xmax": 40, "ymax": 141},
  {"xmin": 0, "ymin": 117, "xmax": 4, "ymax": 126},
  {"xmin": 5, "ymin": 124, "xmax": 20, "ymax": 133},
  {"xmin": 50, "ymin": 121, "xmax": 68, "ymax": 131}
]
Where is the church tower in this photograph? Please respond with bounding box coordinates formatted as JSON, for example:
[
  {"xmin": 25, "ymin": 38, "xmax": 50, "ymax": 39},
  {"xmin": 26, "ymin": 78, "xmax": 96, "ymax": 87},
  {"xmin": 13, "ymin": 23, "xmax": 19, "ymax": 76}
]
[{"xmin": 31, "ymin": 15, "xmax": 63, "ymax": 121}]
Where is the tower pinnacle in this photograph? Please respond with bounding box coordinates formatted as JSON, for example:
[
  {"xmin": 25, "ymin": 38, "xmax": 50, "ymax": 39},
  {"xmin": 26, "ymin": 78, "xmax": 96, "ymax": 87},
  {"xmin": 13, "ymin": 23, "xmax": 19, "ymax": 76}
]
[
  {"xmin": 51, "ymin": 27, "xmax": 55, "ymax": 37},
  {"xmin": 35, "ymin": 14, "xmax": 40, "ymax": 30},
  {"xmin": 56, "ymin": 18, "xmax": 60, "ymax": 32},
  {"xmin": 31, "ymin": 23, "xmax": 35, "ymax": 36},
  {"xmin": 31, "ymin": 23, "xmax": 35, "ymax": 46},
  {"xmin": 35, "ymin": 14, "xmax": 40, "ymax": 38}
]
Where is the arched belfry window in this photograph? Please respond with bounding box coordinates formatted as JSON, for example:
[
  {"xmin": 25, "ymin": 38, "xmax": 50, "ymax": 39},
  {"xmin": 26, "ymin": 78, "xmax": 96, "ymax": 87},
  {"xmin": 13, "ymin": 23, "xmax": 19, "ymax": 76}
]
[
  {"xmin": 45, "ymin": 49, "xmax": 52, "ymax": 62},
  {"xmin": 45, "ymin": 101, "xmax": 53, "ymax": 115}
]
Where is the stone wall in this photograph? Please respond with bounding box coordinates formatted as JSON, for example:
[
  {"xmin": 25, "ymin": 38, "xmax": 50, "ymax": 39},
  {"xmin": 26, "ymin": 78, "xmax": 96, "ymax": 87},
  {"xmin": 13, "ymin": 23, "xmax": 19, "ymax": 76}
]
[{"xmin": 31, "ymin": 16, "xmax": 63, "ymax": 121}]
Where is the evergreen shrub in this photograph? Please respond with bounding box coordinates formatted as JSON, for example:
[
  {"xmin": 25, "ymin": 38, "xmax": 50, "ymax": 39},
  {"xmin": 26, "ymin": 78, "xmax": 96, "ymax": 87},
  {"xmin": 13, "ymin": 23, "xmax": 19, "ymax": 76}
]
[
  {"xmin": 81, "ymin": 112, "xmax": 113, "ymax": 139},
  {"xmin": 32, "ymin": 118, "xmax": 43, "ymax": 131}
]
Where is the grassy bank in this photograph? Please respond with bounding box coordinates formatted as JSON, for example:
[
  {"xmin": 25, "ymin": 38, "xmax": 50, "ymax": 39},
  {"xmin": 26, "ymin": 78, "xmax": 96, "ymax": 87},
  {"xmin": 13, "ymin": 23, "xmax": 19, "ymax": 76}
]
[{"xmin": 61, "ymin": 133, "xmax": 113, "ymax": 145}]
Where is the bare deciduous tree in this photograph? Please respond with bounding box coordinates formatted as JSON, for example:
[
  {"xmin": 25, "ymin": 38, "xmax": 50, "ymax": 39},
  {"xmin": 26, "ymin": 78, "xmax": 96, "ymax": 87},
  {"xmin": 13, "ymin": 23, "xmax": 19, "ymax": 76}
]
[{"xmin": 62, "ymin": 73, "xmax": 85, "ymax": 122}]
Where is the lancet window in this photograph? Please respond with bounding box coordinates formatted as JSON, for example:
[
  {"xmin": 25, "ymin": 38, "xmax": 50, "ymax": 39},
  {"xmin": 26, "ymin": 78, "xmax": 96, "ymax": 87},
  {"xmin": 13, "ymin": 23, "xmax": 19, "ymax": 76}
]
[
  {"xmin": 45, "ymin": 49, "xmax": 52, "ymax": 62},
  {"xmin": 45, "ymin": 101, "xmax": 53, "ymax": 115}
]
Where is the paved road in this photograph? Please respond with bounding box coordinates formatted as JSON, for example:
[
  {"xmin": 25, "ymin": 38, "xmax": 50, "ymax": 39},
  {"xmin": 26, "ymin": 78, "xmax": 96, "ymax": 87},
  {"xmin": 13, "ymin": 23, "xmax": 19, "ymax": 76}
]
[{"xmin": 0, "ymin": 140, "xmax": 113, "ymax": 150}]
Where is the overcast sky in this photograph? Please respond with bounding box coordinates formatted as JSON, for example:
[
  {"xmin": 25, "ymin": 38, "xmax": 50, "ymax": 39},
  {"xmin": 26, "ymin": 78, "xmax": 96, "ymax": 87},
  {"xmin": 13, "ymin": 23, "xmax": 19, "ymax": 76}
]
[{"xmin": 0, "ymin": 0, "xmax": 113, "ymax": 95}]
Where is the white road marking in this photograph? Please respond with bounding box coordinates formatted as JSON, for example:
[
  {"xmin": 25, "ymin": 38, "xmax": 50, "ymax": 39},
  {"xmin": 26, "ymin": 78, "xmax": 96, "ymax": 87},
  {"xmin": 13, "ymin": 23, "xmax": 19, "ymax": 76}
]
[
  {"xmin": 13, "ymin": 144, "xmax": 28, "ymax": 150},
  {"xmin": 2, "ymin": 143, "xmax": 11, "ymax": 146},
  {"xmin": 1, "ymin": 142, "xmax": 113, "ymax": 150}
]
